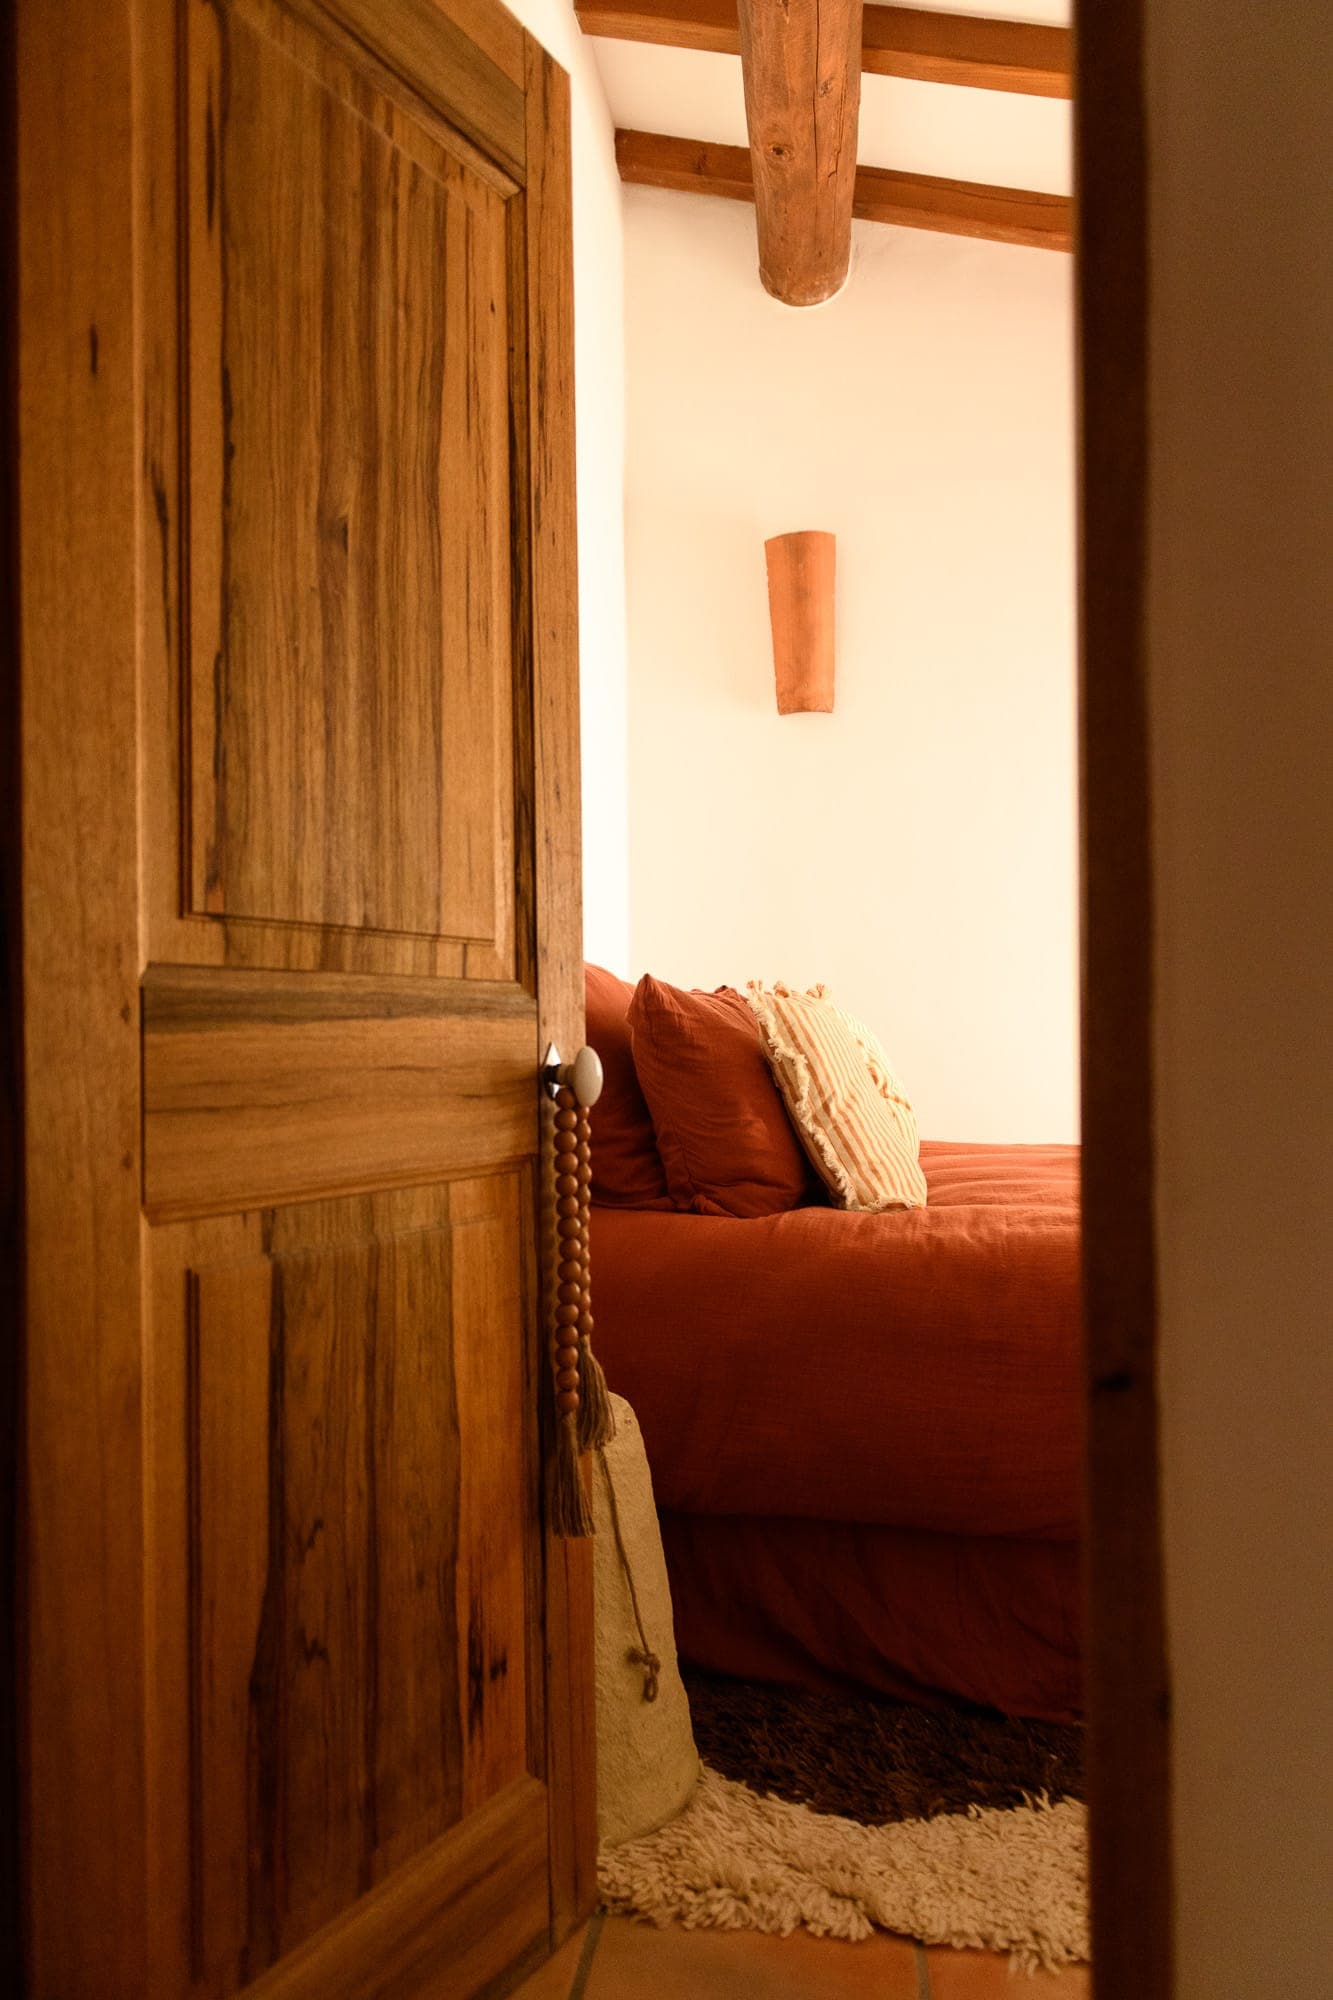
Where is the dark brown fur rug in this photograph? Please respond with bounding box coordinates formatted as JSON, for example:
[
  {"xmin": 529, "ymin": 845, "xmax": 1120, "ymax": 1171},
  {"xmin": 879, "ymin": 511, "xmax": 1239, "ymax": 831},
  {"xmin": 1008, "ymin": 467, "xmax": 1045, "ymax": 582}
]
[{"xmin": 681, "ymin": 1667, "xmax": 1083, "ymax": 1828}]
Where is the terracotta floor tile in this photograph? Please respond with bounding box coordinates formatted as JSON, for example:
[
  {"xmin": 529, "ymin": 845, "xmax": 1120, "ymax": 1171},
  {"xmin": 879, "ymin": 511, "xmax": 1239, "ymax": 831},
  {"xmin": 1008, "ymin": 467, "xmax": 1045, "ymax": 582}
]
[
  {"xmin": 584, "ymin": 1916, "xmax": 921, "ymax": 1999},
  {"xmin": 509, "ymin": 1923, "xmax": 595, "ymax": 2000},
  {"xmin": 924, "ymin": 1945, "xmax": 1091, "ymax": 1997}
]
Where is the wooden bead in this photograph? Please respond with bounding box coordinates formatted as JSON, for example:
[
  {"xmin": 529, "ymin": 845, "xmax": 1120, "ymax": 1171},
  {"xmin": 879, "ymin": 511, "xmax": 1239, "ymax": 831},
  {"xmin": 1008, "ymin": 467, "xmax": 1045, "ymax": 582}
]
[
  {"xmin": 558, "ymin": 1254, "xmax": 582, "ymax": 1279},
  {"xmin": 555, "ymin": 1301, "xmax": 580, "ymax": 1327},
  {"xmin": 556, "ymin": 1367, "xmax": 579, "ymax": 1392},
  {"xmin": 554, "ymin": 1107, "xmax": 578, "ymax": 1132},
  {"xmin": 555, "ymin": 1343, "xmax": 579, "ymax": 1369},
  {"xmin": 556, "ymin": 1195, "xmax": 579, "ymax": 1220},
  {"xmin": 557, "ymin": 1281, "xmax": 582, "ymax": 1306},
  {"xmin": 556, "ymin": 1389, "xmax": 579, "ymax": 1415},
  {"xmin": 557, "ymin": 1217, "xmax": 582, "ymax": 1242},
  {"xmin": 579, "ymin": 1312, "xmax": 594, "ymax": 1340},
  {"xmin": 555, "ymin": 1173, "xmax": 579, "ymax": 1197}
]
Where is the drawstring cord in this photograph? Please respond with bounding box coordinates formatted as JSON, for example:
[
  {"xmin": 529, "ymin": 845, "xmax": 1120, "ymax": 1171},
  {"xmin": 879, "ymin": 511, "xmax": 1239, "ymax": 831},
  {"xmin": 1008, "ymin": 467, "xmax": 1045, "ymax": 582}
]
[{"xmin": 597, "ymin": 1447, "xmax": 662, "ymax": 1702}]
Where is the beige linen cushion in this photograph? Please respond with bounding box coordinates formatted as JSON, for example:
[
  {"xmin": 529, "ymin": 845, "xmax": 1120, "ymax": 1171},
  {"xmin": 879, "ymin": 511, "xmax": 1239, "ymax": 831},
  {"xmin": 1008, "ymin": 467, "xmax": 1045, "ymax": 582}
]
[
  {"xmin": 595, "ymin": 1396, "xmax": 700, "ymax": 1848},
  {"xmin": 745, "ymin": 982, "xmax": 927, "ymax": 1213}
]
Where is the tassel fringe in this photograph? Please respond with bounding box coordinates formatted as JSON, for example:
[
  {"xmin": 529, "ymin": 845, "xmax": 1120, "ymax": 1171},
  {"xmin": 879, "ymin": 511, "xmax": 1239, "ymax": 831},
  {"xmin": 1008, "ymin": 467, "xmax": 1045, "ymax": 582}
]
[
  {"xmin": 577, "ymin": 1340, "xmax": 617, "ymax": 1452},
  {"xmin": 551, "ymin": 1410, "xmax": 595, "ymax": 1539}
]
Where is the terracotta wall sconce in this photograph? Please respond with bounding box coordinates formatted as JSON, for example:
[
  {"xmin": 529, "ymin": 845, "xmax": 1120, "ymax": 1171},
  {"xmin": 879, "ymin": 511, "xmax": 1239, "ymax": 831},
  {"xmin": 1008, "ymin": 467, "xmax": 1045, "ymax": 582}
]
[{"xmin": 765, "ymin": 530, "xmax": 836, "ymax": 713}]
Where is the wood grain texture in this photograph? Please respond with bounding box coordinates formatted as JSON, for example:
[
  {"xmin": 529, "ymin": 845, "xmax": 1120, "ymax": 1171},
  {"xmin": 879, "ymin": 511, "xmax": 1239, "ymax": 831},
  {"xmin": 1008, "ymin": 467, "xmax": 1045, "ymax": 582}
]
[
  {"xmin": 452, "ymin": 1175, "xmax": 534, "ymax": 1817},
  {"xmin": 765, "ymin": 531, "xmax": 836, "ymax": 714},
  {"xmin": 23, "ymin": 0, "xmax": 592, "ymax": 1988},
  {"xmin": 576, "ymin": 0, "xmax": 1072, "ymax": 97},
  {"xmin": 1076, "ymin": 0, "xmax": 1174, "ymax": 1993},
  {"xmin": 141, "ymin": 0, "xmax": 526, "ymax": 990},
  {"xmin": 193, "ymin": 1227, "xmax": 462, "ymax": 1978},
  {"xmin": 185, "ymin": 0, "xmax": 516, "ymax": 959},
  {"xmin": 578, "ymin": 0, "xmax": 742, "ymax": 56},
  {"xmin": 736, "ymin": 0, "xmax": 864, "ymax": 306},
  {"xmin": 142, "ymin": 967, "xmax": 537, "ymax": 1216},
  {"xmin": 0, "ymin": 1, "xmax": 22, "ymax": 1984},
  {"xmin": 16, "ymin": 1, "xmax": 150, "ymax": 1991},
  {"xmin": 318, "ymin": 0, "xmax": 527, "ymax": 165},
  {"xmin": 861, "ymin": 5, "xmax": 1070, "ymax": 95},
  {"xmin": 616, "ymin": 129, "xmax": 757, "ymax": 203},
  {"xmin": 851, "ymin": 159, "xmax": 1072, "ymax": 250},
  {"xmin": 239, "ymin": 1777, "xmax": 548, "ymax": 2000},
  {"xmin": 615, "ymin": 129, "xmax": 1073, "ymax": 252},
  {"xmin": 522, "ymin": 41, "xmax": 599, "ymax": 1946},
  {"xmin": 149, "ymin": 1175, "xmax": 543, "ymax": 1997},
  {"xmin": 191, "ymin": 1255, "xmax": 278, "ymax": 1985}
]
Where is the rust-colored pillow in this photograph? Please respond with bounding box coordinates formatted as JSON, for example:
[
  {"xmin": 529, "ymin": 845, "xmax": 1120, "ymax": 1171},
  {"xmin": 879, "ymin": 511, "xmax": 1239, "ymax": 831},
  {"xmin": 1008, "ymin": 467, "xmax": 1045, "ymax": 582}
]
[
  {"xmin": 585, "ymin": 965, "xmax": 674, "ymax": 1210},
  {"xmin": 627, "ymin": 974, "xmax": 820, "ymax": 1218}
]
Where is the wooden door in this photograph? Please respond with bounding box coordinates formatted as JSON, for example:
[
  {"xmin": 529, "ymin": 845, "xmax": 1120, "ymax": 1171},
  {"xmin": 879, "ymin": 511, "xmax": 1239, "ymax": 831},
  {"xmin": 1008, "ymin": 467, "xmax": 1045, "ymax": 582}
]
[{"xmin": 15, "ymin": 1, "xmax": 595, "ymax": 1995}]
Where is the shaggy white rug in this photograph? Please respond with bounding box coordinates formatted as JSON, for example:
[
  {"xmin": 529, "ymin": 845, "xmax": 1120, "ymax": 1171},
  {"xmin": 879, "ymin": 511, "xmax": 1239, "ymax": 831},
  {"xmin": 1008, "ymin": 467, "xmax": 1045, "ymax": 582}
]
[{"xmin": 599, "ymin": 1765, "xmax": 1088, "ymax": 1973}]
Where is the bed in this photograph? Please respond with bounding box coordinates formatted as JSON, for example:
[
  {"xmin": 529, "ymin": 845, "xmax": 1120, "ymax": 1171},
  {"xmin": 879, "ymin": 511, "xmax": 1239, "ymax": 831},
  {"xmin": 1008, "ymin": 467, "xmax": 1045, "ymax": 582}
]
[{"xmin": 590, "ymin": 1137, "xmax": 1083, "ymax": 1724}]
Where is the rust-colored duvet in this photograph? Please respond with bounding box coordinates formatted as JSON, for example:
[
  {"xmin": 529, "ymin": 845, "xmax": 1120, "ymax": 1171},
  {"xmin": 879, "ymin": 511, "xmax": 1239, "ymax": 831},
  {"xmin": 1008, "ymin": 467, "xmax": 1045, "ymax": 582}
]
[{"xmin": 591, "ymin": 1141, "xmax": 1083, "ymax": 1720}]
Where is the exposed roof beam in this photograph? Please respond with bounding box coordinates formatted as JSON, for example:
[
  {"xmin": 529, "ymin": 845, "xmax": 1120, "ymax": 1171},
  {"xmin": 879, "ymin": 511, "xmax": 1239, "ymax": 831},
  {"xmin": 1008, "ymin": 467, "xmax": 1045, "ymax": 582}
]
[
  {"xmin": 615, "ymin": 128, "xmax": 1074, "ymax": 253},
  {"xmin": 576, "ymin": 0, "xmax": 1073, "ymax": 99},
  {"xmin": 736, "ymin": 0, "xmax": 864, "ymax": 306}
]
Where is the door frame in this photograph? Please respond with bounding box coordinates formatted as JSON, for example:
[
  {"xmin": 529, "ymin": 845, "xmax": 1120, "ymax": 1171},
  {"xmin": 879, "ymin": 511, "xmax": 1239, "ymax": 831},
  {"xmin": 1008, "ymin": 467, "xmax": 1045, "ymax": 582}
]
[
  {"xmin": 1, "ymin": 0, "xmax": 23, "ymax": 1989},
  {"xmin": 1075, "ymin": 1, "xmax": 1174, "ymax": 1995},
  {"xmin": 8, "ymin": 1, "xmax": 595, "ymax": 1993}
]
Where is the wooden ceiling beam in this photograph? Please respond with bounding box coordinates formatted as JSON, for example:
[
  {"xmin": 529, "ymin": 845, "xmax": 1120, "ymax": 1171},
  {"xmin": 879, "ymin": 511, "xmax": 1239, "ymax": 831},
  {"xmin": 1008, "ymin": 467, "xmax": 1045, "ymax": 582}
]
[
  {"xmin": 576, "ymin": 0, "xmax": 1073, "ymax": 100},
  {"xmin": 615, "ymin": 128, "xmax": 1074, "ymax": 253},
  {"xmin": 862, "ymin": 7, "xmax": 1070, "ymax": 96},
  {"xmin": 736, "ymin": 0, "xmax": 864, "ymax": 305},
  {"xmin": 578, "ymin": 0, "xmax": 742, "ymax": 59}
]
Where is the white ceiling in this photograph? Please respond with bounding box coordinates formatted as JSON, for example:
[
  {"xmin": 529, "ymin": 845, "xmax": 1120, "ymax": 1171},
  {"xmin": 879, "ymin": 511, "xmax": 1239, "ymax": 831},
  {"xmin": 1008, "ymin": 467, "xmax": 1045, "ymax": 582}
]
[{"xmin": 588, "ymin": 3, "xmax": 1073, "ymax": 198}]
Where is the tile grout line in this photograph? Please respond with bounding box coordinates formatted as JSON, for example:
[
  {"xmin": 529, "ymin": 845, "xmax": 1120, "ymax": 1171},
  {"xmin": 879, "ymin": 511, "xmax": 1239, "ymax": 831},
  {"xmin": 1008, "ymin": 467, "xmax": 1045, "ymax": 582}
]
[
  {"xmin": 565, "ymin": 1911, "xmax": 605, "ymax": 2000},
  {"xmin": 914, "ymin": 1939, "xmax": 933, "ymax": 2000}
]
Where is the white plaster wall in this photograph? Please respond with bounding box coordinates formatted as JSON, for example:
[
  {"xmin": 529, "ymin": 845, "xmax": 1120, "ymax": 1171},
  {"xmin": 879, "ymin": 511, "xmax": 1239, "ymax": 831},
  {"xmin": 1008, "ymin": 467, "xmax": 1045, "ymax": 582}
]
[
  {"xmin": 505, "ymin": 0, "xmax": 629, "ymax": 972},
  {"xmin": 1146, "ymin": 0, "xmax": 1333, "ymax": 1988},
  {"xmin": 592, "ymin": 39, "xmax": 1072, "ymax": 192},
  {"xmin": 622, "ymin": 190, "xmax": 1078, "ymax": 1142}
]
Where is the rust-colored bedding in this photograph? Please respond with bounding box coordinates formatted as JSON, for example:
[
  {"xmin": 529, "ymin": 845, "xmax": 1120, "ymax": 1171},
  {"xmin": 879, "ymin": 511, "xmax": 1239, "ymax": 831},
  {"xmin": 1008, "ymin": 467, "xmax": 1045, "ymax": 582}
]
[
  {"xmin": 659, "ymin": 1514, "xmax": 1082, "ymax": 1723},
  {"xmin": 591, "ymin": 1141, "xmax": 1082, "ymax": 1543}
]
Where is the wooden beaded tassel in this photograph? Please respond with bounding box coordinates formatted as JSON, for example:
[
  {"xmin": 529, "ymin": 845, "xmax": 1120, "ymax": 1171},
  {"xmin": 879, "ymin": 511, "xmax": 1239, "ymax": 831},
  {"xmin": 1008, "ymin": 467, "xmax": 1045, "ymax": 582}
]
[
  {"xmin": 572, "ymin": 1097, "xmax": 616, "ymax": 1455},
  {"xmin": 548, "ymin": 1085, "xmax": 614, "ymax": 1538}
]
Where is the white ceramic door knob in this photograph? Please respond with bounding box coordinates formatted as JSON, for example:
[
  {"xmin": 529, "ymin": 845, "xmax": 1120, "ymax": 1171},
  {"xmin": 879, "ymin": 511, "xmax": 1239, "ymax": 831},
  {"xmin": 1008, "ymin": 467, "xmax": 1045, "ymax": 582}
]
[{"xmin": 542, "ymin": 1043, "xmax": 604, "ymax": 1107}]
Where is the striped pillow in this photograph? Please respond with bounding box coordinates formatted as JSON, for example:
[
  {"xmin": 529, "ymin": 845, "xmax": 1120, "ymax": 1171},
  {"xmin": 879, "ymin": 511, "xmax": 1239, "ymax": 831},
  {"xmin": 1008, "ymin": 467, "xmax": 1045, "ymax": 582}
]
[{"xmin": 745, "ymin": 983, "xmax": 927, "ymax": 1213}]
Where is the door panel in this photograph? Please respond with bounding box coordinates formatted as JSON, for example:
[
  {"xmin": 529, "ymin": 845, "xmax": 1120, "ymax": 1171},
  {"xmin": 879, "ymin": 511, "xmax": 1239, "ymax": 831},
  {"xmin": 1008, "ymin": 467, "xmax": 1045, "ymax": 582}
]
[
  {"xmin": 18, "ymin": 0, "xmax": 593, "ymax": 1993},
  {"xmin": 240, "ymin": 1779, "xmax": 549, "ymax": 2000},
  {"xmin": 185, "ymin": 0, "xmax": 517, "ymax": 965},
  {"xmin": 158, "ymin": 1175, "xmax": 536, "ymax": 1990},
  {"xmin": 142, "ymin": 967, "xmax": 536, "ymax": 1216}
]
